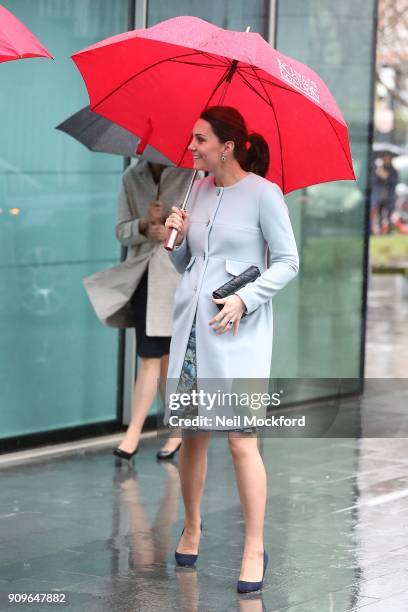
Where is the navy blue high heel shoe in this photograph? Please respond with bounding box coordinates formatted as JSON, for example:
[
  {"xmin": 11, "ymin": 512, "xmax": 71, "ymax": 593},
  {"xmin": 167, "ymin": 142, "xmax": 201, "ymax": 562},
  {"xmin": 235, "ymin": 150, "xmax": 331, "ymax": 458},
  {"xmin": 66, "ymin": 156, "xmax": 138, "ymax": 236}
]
[
  {"xmin": 174, "ymin": 522, "xmax": 202, "ymax": 567},
  {"xmin": 237, "ymin": 550, "xmax": 269, "ymax": 594}
]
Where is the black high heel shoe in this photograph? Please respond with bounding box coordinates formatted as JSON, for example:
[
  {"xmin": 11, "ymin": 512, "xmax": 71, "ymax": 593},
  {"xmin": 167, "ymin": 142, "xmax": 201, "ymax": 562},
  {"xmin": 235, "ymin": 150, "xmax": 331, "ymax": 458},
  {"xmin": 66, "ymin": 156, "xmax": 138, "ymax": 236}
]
[
  {"xmin": 237, "ymin": 550, "xmax": 269, "ymax": 594},
  {"xmin": 156, "ymin": 442, "xmax": 182, "ymax": 461},
  {"xmin": 174, "ymin": 521, "xmax": 202, "ymax": 567},
  {"xmin": 113, "ymin": 445, "xmax": 139, "ymax": 461}
]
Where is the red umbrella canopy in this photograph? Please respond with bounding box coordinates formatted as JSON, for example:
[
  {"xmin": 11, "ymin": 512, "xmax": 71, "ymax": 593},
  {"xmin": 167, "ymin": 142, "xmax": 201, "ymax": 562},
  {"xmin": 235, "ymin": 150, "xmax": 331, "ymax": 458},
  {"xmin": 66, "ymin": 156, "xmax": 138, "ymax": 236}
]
[
  {"xmin": 72, "ymin": 15, "xmax": 356, "ymax": 194},
  {"xmin": 0, "ymin": 4, "xmax": 53, "ymax": 62}
]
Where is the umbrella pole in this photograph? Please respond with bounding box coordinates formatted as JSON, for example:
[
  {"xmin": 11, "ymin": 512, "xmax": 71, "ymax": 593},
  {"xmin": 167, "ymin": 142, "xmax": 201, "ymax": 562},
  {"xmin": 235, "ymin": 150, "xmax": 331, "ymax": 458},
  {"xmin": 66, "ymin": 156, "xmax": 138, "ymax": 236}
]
[
  {"xmin": 164, "ymin": 27, "xmax": 250, "ymax": 251},
  {"xmin": 164, "ymin": 170, "xmax": 198, "ymax": 251}
]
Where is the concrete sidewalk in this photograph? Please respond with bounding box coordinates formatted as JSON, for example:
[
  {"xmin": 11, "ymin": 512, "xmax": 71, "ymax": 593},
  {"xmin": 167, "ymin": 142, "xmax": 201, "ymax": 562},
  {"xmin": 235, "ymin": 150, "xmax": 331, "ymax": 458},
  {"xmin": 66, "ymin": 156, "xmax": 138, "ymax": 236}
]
[
  {"xmin": 0, "ymin": 274, "xmax": 407, "ymax": 611},
  {"xmin": 0, "ymin": 431, "xmax": 408, "ymax": 611},
  {"xmin": 365, "ymin": 273, "xmax": 408, "ymax": 377}
]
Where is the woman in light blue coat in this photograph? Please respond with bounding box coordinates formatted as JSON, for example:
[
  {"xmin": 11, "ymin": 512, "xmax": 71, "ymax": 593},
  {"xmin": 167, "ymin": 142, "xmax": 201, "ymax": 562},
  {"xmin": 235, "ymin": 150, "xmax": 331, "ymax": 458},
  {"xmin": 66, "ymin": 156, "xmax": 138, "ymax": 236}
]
[{"xmin": 164, "ymin": 106, "xmax": 299, "ymax": 593}]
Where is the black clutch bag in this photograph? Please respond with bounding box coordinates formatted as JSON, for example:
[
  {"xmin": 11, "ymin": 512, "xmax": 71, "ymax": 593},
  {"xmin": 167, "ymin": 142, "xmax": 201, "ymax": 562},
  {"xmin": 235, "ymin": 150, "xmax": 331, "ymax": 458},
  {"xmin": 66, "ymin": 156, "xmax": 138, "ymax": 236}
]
[{"xmin": 212, "ymin": 265, "xmax": 261, "ymax": 318}]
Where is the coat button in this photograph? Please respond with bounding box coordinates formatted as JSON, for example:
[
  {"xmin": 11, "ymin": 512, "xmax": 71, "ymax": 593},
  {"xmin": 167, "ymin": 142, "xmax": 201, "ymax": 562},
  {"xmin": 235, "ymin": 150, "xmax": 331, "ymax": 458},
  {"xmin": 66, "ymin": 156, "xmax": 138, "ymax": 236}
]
[{"xmin": 194, "ymin": 285, "xmax": 197, "ymax": 291}]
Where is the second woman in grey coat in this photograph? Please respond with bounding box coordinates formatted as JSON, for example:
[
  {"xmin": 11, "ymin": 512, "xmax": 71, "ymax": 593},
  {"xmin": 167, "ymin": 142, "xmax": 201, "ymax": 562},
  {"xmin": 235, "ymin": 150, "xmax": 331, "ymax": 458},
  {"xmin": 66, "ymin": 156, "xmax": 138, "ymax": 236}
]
[
  {"xmin": 164, "ymin": 106, "xmax": 299, "ymax": 593},
  {"xmin": 111, "ymin": 160, "xmax": 197, "ymax": 460}
]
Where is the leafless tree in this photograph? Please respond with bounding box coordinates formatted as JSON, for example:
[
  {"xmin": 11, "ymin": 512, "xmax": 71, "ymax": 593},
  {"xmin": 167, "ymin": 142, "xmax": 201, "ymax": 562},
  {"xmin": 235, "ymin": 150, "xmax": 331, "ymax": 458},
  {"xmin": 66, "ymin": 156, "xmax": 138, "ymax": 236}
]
[{"xmin": 376, "ymin": 0, "xmax": 408, "ymax": 107}]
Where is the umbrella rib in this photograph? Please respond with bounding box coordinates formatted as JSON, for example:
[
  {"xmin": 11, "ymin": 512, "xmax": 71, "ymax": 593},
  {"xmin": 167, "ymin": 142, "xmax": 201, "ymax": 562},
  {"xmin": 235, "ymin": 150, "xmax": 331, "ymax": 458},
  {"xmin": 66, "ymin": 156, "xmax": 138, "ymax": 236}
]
[
  {"xmin": 176, "ymin": 63, "xmax": 234, "ymax": 166},
  {"xmin": 92, "ymin": 50, "xmax": 226, "ymax": 111},
  {"xmin": 237, "ymin": 68, "xmax": 286, "ymax": 191},
  {"xmin": 237, "ymin": 69, "xmax": 303, "ymax": 102},
  {"xmin": 199, "ymin": 51, "xmax": 230, "ymax": 66},
  {"xmin": 190, "ymin": 50, "xmax": 230, "ymax": 67},
  {"xmin": 241, "ymin": 68, "xmax": 354, "ymax": 183},
  {"xmin": 239, "ymin": 70, "xmax": 300, "ymax": 96},
  {"xmin": 237, "ymin": 65, "xmax": 263, "ymax": 73},
  {"xmin": 167, "ymin": 59, "xmax": 227, "ymax": 69},
  {"xmin": 319, "ymin": 109, "xmax": 355, "ymax": 177},
  {"xmin": 252, "ymin": 72, "xmax": 349, "ymax": 130},
  {"xmin": 247, "ymin": 65, "xmax": 286, "ymax": 191}
]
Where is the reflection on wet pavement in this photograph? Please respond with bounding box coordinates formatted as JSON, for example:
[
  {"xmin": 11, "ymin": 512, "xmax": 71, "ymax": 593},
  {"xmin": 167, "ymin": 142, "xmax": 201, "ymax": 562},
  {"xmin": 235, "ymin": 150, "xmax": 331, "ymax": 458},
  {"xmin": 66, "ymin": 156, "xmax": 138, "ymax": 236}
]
[
  {"xmin": 1, "ymin": 430, "xmax": 408, "ymax": 611},
  {"xmin": 0, "ymin": 273, "xmax": 407, "ymax": 610},
  {"xmin": 365, "ymin": 274, "xmax": 408, "ymax": 377}
]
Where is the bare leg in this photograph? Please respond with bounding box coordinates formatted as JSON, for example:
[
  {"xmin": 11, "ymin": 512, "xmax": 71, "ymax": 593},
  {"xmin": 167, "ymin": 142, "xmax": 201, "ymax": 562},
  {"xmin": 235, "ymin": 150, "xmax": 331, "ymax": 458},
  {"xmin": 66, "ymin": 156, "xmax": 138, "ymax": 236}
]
[
  {"xmin": 176, "ymin": 432, "xmax": 211, "ymax": 554},
  {"xmin": 228, "ymin": 434, "xmax": 267, "ymax": 582},
  {"xmin": 118, "ymin": 356, "xmax": 161, "ymax": 453},
  {"xmin": 158, "ymin": 353, "xmax": 182, "ymax": 453}
]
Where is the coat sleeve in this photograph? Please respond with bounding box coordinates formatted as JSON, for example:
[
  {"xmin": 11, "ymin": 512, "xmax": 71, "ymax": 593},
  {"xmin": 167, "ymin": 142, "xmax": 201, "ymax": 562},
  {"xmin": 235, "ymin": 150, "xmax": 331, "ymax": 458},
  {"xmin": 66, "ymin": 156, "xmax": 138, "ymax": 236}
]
[
  {"xmin": 234, "ymin": 182, "xmax": 299, "ymax": 315},
  {"xmin": 167, "ymin": 235, "xmax": 192, "ymax": 274},
  {"xmin": 115, "ymin": 179, "xmax": 148, "ymax": 247}
]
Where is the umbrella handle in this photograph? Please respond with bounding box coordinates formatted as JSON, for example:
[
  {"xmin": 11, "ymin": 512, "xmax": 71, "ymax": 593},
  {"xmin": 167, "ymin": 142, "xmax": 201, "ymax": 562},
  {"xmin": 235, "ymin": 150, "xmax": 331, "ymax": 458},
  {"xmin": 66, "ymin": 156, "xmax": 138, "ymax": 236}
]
[
  {"xmin": 163, "ymin": 170, "xmax": 198, "ymax": 252},
  {"xmin": 164, "ymin": 227, "xmax": 179, "ymax": 251}
]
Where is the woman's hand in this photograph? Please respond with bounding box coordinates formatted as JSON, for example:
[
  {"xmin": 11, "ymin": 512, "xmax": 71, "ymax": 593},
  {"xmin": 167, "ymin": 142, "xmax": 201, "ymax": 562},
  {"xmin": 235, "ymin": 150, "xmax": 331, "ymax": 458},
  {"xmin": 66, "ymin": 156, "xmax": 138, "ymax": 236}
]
[
  {"xmin": 165, "ymin": 206, "xmax": 189, "ymax": 246},
  {"xmin": 147, "ymin": 224, "xmax": 167, "ymax": 241},
  {"xmin": 209, "ymin": 294, "xmax": 247, "ymax": 337},
  {"xmin": 148, "ymin": 200, "xmax": 164, "ymax": 223}
]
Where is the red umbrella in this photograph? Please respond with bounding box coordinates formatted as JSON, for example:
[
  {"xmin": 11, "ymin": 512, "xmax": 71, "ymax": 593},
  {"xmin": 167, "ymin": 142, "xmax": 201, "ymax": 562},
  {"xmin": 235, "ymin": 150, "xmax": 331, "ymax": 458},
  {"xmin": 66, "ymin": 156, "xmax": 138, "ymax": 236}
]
[
  {"xmin": 72, "ymin": 15, "xmax": 355, "ymax": 195},
  {"xmin": 0, "ymin": 4, "xmax": 53, "ymax": 62}
]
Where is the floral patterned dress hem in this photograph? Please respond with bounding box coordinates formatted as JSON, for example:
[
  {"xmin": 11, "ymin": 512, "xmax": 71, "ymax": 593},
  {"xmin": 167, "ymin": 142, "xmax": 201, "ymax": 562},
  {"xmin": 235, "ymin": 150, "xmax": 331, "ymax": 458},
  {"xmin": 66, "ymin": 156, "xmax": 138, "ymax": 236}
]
[{"xmin": 175, "ymin": 314, "xmax": 257, "ymax": 433}]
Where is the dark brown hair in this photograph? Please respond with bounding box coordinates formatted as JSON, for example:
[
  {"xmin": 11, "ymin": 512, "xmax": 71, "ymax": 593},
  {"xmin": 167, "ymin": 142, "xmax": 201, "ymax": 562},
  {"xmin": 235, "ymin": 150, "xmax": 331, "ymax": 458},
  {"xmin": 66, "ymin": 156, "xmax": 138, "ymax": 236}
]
[{"xmin": 200, "ymin": 106, "xmax": 269, "ymax": 178}]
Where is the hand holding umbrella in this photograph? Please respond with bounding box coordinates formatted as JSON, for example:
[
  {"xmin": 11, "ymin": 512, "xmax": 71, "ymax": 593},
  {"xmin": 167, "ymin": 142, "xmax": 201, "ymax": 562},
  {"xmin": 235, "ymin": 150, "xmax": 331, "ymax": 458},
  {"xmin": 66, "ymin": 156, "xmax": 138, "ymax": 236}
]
[
  {"xmin": 163, "ymin": 171, "xmax": 196, "ymax": 250},
  {"xmin": 165, "ymin": 206, "xmax": 189, "ymax": 248}
]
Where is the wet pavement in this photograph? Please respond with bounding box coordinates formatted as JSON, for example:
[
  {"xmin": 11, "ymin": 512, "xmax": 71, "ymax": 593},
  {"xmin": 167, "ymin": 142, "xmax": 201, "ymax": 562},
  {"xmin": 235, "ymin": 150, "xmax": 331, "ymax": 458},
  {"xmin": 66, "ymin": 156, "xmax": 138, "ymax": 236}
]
[
  {"xmin": 0, "ymin": 273, "xmax": 407, "ymax": 611},
  {"xmin": 1, "ymin": 430, "xmax": 408, "ymax": 612},
  {"xmin": 365, "ymin": 273, "xmax": 408, "ymax": 377}
]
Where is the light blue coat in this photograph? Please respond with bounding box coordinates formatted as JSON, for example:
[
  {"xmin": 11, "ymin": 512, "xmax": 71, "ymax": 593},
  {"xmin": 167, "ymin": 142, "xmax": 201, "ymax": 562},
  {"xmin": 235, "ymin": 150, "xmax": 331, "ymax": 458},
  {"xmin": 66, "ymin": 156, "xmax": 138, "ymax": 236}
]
[{"xmin": 164, "ymin": 172, "xmax": 299, "ymax": 418}]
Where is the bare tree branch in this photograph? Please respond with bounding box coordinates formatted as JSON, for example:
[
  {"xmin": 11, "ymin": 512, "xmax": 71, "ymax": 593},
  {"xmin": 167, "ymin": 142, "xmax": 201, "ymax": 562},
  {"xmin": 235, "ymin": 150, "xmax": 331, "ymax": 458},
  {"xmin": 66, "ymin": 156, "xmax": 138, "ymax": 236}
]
[{"xmin": 376, "ymin": 70, "xmax": 408, "ymax": 108}]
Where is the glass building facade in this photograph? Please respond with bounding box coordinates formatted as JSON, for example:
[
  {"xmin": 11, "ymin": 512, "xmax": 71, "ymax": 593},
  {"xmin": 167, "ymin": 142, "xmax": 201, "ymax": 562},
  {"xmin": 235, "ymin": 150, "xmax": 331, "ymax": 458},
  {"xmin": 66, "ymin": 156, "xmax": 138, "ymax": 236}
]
[
  {"xmin": 274, "ymin": 0, "xmax": 376, "ymax": 402},
  {"xmin": 0, "ymin": 1, "xmax": 129, "ymax": 444},
  {"xmin": 0, "ymin": 0, "xmax": 377, "ymax": 449}
]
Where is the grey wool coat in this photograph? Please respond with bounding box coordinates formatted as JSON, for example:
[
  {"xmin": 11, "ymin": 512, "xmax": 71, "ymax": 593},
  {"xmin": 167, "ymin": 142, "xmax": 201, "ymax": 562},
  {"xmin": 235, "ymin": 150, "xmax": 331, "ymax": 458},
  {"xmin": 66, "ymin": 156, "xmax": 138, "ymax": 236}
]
[
  {"xmin": 83, "ymin": 161, "xmax": 198, "ymax": 334},
  {"xmin": 163, "ymin": 172, "xmax": 299, "ymax": 424}
]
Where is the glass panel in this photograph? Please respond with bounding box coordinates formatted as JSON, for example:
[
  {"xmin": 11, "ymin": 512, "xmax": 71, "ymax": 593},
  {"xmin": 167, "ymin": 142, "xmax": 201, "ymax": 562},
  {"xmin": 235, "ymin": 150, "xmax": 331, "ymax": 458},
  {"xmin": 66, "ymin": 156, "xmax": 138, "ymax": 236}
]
[
  {"xmin": 147, "ymin": 0, "xmax": 269, "ymax": 36},
  {"xmin": 275, "ymin": 1, "xmax": 376, "ymax": 399},
  {"xmin": 0, "ymin": 0, "xmax": 128, "ymax": 439}
]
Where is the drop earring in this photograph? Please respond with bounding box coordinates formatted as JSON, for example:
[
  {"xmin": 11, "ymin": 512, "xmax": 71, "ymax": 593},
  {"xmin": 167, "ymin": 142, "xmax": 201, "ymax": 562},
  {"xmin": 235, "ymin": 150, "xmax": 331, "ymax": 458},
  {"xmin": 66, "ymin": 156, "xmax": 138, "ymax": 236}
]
[{"xmin": 221, "ymin": 154, "xmax": 226, "ymax": 162}]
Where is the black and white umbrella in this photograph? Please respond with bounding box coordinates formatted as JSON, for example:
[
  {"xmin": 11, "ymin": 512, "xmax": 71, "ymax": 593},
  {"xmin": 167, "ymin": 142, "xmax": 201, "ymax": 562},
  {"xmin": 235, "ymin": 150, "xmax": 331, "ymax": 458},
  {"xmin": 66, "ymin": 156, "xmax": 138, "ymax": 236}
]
[
  {"xmin": 56, "ymin": 105, "xmax": 174, "ymax": 165},
  {"xmin": 372, "ymin": 142, "xmax": 403, "ymax": 158}
]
